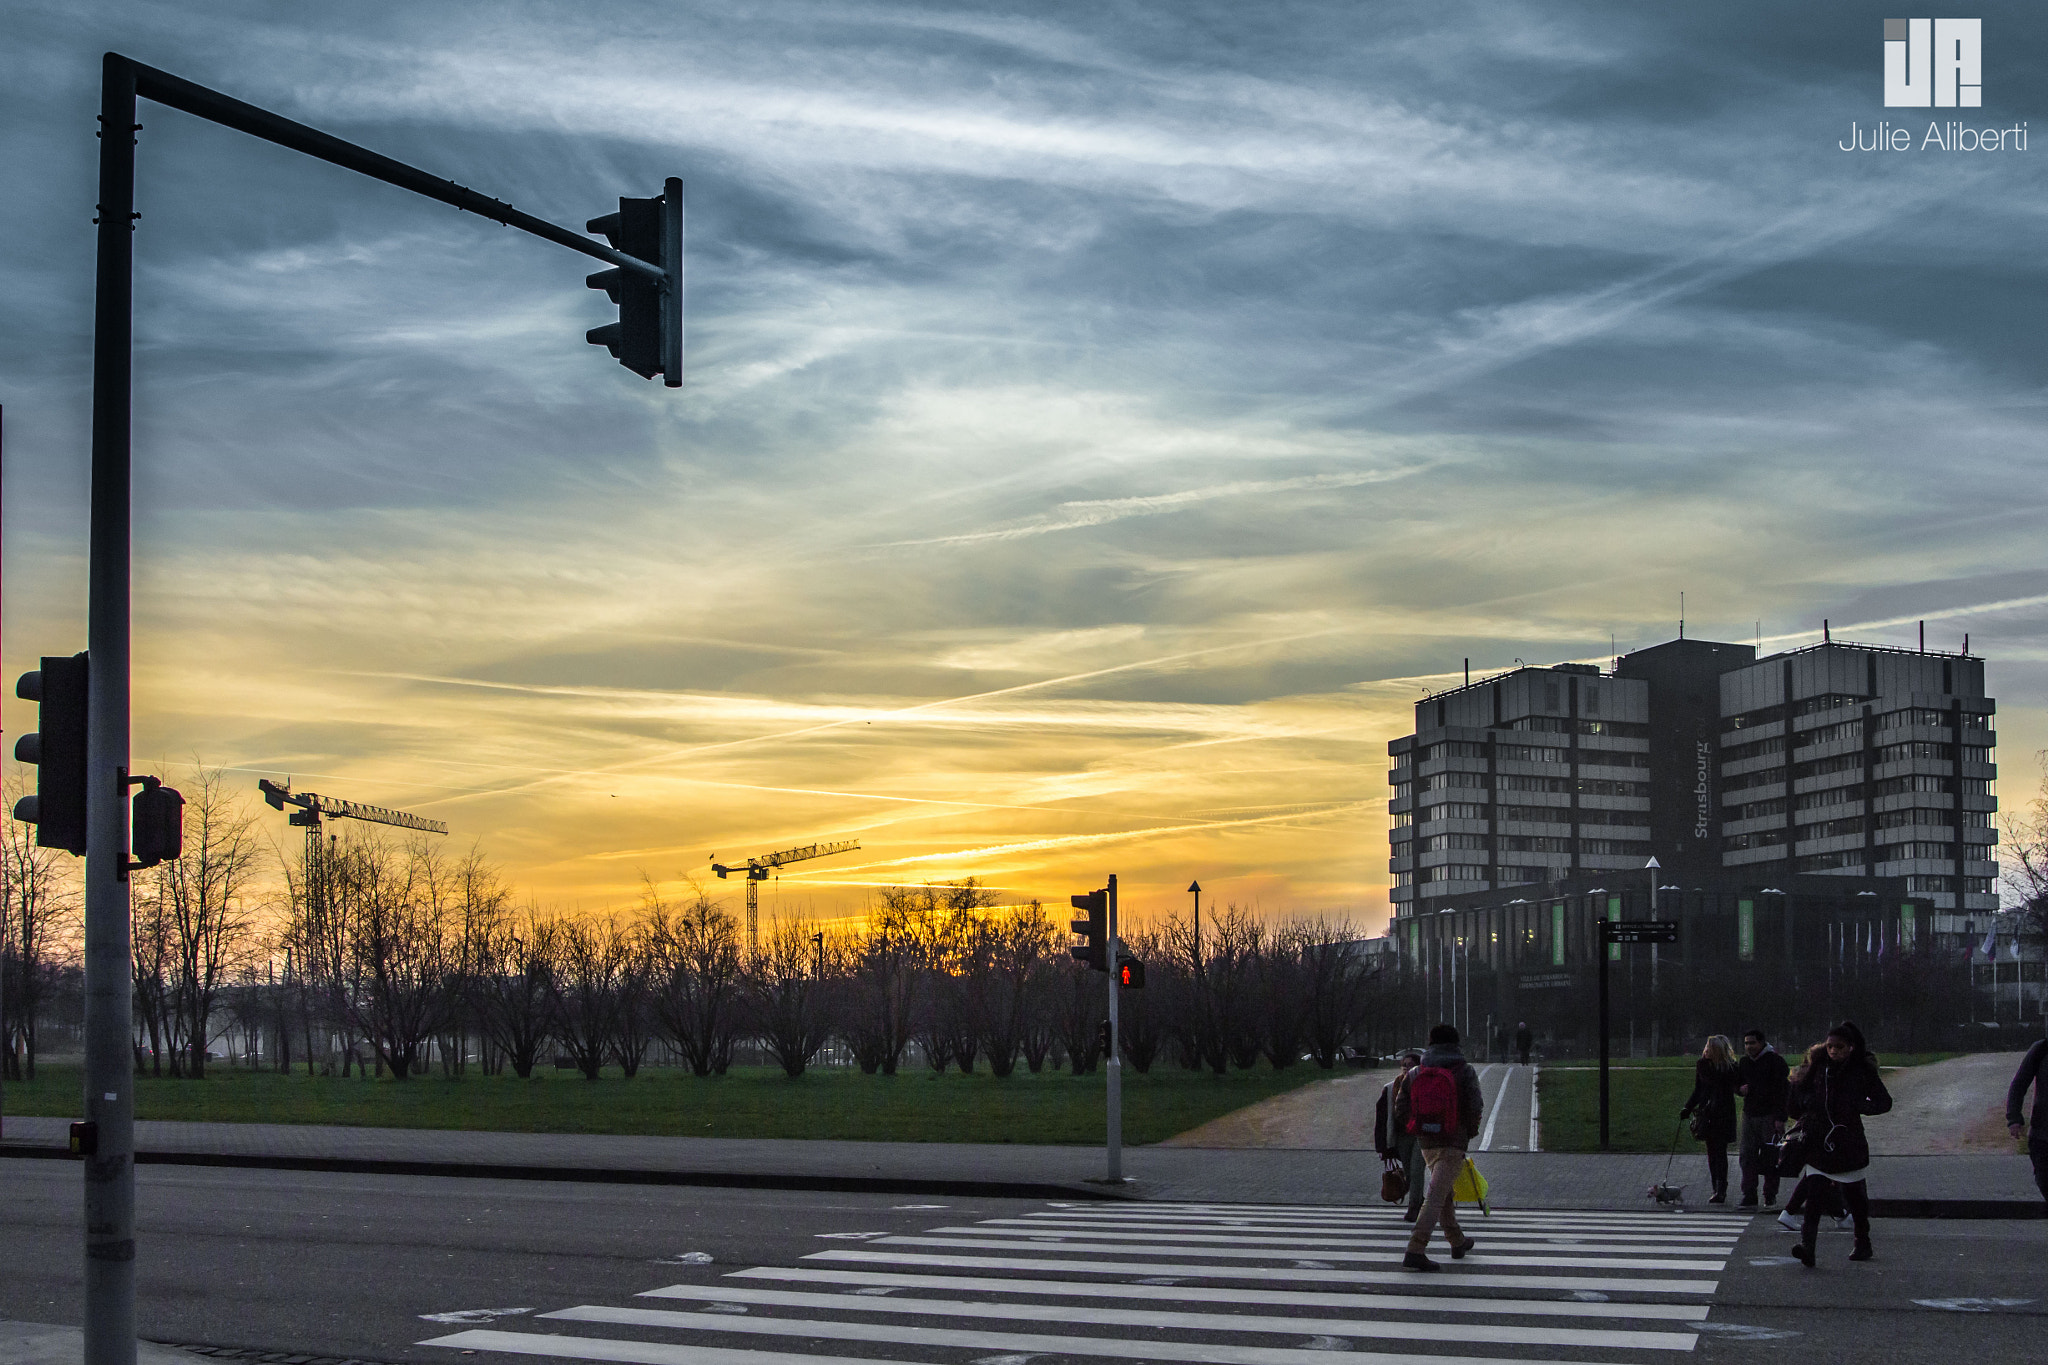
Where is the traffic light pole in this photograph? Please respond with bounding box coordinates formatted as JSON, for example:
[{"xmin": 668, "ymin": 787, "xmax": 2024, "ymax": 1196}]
[
  {"xmin": 1105, "ymin": 873, "xmax": 1123, "ymax": 1182},
  {"xmin": 1596, "ymin": 916, "xmax": 1611, "ymax": 1152},
  {"xmin": 77, "ymin": 53, "xmax": 684, "ymax": 1365},
  {"xmin": 83, "ymin": 58, "xmax": 139, "ymax": 1365}
]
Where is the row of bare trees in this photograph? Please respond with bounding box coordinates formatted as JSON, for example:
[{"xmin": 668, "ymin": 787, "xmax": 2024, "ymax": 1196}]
[{"xmin": 8, "ymin": 765, "xmax": 1400, "ymax": 1083}]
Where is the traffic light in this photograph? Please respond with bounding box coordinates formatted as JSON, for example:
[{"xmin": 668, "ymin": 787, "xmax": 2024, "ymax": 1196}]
[
  {"xmin": 1097, "ymin": 1018, "xmax": 1114, "ymax": 1057},
  {"xmin": 13, "ymin": 653, "xmax": 89, "ymax": 854},
  {"xmin": 1070, "ymin": 889, "xmax": 1107, "ymax": 970},
  {"xmin": 129, "ymin": 775, "xmax": 184, "ymax": 870},
  {"xmin": 1118, "ymin": 956, "xmax": 1146, "ymax": 990},
  {"xmin": 586, "ymin": 178, "xmax": 682, "ymax": 386}
]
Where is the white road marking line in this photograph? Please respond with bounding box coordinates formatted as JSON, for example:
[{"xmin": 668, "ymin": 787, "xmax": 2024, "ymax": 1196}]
[
  {"xmin": 808, "ymin": 1248, "xmax": 1721, "ymax": 1295},
  {"xmin": 617, "ymin": 1283, "xmax": 1697, "ymax": 1351},
  {"xmin": 721, "ymin": 1267, "xmax": 1714, "ymax": 1321},
  {"xmin": 420, "ymin": 1334, "xmax": 910, "ymax": 1365},
  {"xmin": 1041, "ymin": 1207, "xmax": 1734, "ymax": 1227},
  {"xmin": 945, "ymin": 1224, "xmax": 1734, "ymax": 1256},
  {"xmin": 1034, "ymin": 1211, "xmax": 1738, "ymax": 1231},
  {"xmin": 877, "ymin": 1234, "xmax": 1725, "ymax": 1271},
  {"xmin": 983, "ymin": 1227, "xmax": 1736, "ymax": 1252},
  {"xmin": 425, "ymin": 1325, "xmax": 1651, "ymax": 1365},
  {"xmin": 1530, "ymin": 1063, "xmax": 1542, "ymax": 1151},
  {"xmin": 531, "ymin": 1304, "xmax": 1668, "ymax": 1365},
  {"xmin": 1476, "ymin": 1065, "xmax": 1508, "ymax": 1152}
]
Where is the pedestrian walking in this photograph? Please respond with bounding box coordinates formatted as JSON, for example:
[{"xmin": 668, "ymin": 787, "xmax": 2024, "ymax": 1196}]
[
  {"xmin": 1776, "ymin": 1042, "xmax": 1848, "ymax": 1234},
  {"xmin": 1786, "ymin": 1020, "xmax": 1891, "ymax": 1266},
  {"xmin": 1679, "ymin": 1034, "xmax": 1740, "ymax": 1204},
  {"xmin": 1735, "ymin": 1028, "xmax": 1789, "ymax": 1208},
  {"xmin": 1514, "ymin": 1021, "xmax": 1533, "ymax": 1066},
  {"xmin": 1398, "ymin": 1022, "xmax": 1485, "ymax": 1272},
  {"xmin": 2006, "ymin": 1036, "xmax": 2048, "ymax": 1210},
  {"xmin": 1374, "ymin": 1049, "xmax": 1426, "ymax": 1222}
]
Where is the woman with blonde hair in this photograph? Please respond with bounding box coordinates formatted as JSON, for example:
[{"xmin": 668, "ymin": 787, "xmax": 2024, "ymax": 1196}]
[{"xmin": 1680, "ymin": 1034, "xmax": 1741, "ymax": 1203}]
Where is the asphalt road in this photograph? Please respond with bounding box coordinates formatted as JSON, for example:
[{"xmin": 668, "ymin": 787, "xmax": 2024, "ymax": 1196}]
[{"xmin": 3, "ymin": 1161, "xmax": 2042, "ymax": 1364}]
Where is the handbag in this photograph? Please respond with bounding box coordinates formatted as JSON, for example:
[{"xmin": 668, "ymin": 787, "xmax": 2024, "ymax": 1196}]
[
  {"xmin": 1774, "ymin": 1126, "xmax": 1808, "ymax": 1178},
  {"xmin": 1687, "ymin": 1096, "xmax": 1720, "ymax": 1141},
  {"xmin": 1380, "ymin": 1162, "xmax": 1409, "ymax": 1203},
  {"xmin": 1452, "ymin": 1157, "xmax": 1490, "ymax": 1210}
]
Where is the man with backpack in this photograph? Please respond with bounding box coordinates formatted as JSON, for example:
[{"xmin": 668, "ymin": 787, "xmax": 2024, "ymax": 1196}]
[
  {"xmin": 1397, "ymin": 1022, "xmax": 1485, "ymax": 1271},
  {"xmin": 1736, "ymin": 1028, "xmax": 1789, "ymax": 1208}
]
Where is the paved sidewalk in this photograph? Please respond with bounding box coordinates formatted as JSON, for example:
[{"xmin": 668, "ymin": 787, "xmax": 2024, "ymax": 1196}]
[
  {"xmin": 4, "ymin": 1113, "xmax": 2040, "ymax": 1212},
  {"xmin": 0, "ymin": 1320, "xmax": 192, "ymax": 1365}
]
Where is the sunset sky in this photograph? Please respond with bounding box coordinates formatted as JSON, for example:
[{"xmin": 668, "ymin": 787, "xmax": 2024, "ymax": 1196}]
[{"xmin": 4, "ymin": 1, "xmax": 2046, "ymax": 931}]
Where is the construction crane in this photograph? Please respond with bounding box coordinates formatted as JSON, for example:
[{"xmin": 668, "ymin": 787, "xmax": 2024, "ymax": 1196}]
[
  {"xmin": 712, "ymin": 839, "xmax": 859, "ymax": 950},
  {"xmin": 259, "ymin": 779, "xmax": 448, "ymax": 922}
]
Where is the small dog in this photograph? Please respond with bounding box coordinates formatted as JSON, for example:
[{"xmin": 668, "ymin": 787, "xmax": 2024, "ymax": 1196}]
[{"xmin": 1646, "ymin": 1182, "xmax": 1686, "ymax": 1206}]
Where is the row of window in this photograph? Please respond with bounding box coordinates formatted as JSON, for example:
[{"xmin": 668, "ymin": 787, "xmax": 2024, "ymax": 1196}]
[
  {"xmin": 1717, "ymin": 809, "xmax": 1989, "ymax": 844},
  {"xmin": 1906, "ymin": 875, "xmax": 1996, "ymax": 893},
  {"xmin": 1403, "ymin": 809, "xmax": 1651, "ymax": 834},
  {"xmin": 1412, "ymin": 740, "xmax": 1653, "ymax": 767},
  {"xmin": 1502, "ymin": 715, "xmax": 1652, "ymax": 738}
]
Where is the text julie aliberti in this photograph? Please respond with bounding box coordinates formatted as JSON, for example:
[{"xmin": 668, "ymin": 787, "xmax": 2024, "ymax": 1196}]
[{"xmin": 1841, "ymin": 120, "xmax": 2027, "ymax": 152}]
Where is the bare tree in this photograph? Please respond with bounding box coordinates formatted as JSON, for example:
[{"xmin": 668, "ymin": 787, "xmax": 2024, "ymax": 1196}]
[
  {"xmin": 137, "ymin": 766, "xmax": 264, "ymax": 1078},
  {"xmin": 844, "ymin": 891, "xmax": 925, "ymax": 1075},
  {"xmin": 337, "ymin": 832, "xmax": 457, "ymax": 1079},
  {"xmin": 748, "ymin": 915, "xmax": 839, "ymax": 1078},
  {"xmin": 468, "ymin": 904, "xmax": 560, "ymax": 1079},
  {"xmin": 645, "ymin": 880, "xmax": 745, "ymax": 1077},
  {"xmin": 980, "ymin": 901, "xmax": 1055, "ymax": 1077},
  {"xmin": 2001, "ymin": 752, "xmax": 2048, "ymax": 943},
  {"xmin": 2, "ymin": 773, "xmax": 79, "ymax": 1081},
  {"xmin": 1291, "ymin": 917, "xmax": 1371, "ymax": 1068},
  {"xmin": 552, "ymin": 914, "xmax": 631, "ymax": 1080}
]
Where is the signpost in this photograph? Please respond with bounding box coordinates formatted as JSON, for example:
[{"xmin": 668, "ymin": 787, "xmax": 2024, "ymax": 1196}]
[{"xmin": 1595, "ymin": 917, "xmax": 1680, "ymax": 1150}]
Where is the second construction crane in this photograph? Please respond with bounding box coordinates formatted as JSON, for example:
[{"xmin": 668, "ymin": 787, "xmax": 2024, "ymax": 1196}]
[{"xmin": 712, "ymin": 839, "xmax": 859, "ymax": 950}]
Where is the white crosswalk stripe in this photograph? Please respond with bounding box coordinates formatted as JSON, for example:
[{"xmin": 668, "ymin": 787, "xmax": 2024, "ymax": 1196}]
[{"xmin": 421, "ymin": 1200, "xmax": 1746, "ymax": 1365}]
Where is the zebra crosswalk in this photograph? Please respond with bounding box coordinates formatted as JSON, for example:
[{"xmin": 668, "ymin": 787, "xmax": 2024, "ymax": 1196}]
[{"xmin": 419, "ymin": 1199, "xmax": 1744, "ymax": 1365}]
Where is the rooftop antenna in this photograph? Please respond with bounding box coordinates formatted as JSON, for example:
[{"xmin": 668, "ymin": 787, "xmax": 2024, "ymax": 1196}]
[
  {"xmin": 1824, "ymin": 618, "xmax": 1831, "ymax": 643},
  {"xmin": 1755, "ymin": 621, "xmax": 1761, "ymax": 651},
  {"xmin": 1463, "ymin": 657, "xmax": 1470, "ymax": 687},
  {"xmin": 1919, "ymin": 620, "xmax": 1925, "ymax": 654},
  {"xmin": 1679, "ymin": 592, "xmax": 1685, "ymax": 640}
]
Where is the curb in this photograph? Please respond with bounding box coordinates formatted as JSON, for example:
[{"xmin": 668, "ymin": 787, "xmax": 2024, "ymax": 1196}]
[{"xmin": 0, "ymin": 1143, "xmax": 1124, "ymax": 1202}]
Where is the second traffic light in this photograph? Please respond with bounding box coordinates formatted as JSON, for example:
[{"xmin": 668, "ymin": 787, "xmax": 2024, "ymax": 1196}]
[
  {"xmin": 586, "ymin": 178, "xmax": 682, "ymax": 386},
  {"xmin": 1070, "ymin": 888, "xmax": 1108, "ymax": 971},
  {"xmin": 14, "ymin": 653, "xmax": 89, "ymax": 855}
]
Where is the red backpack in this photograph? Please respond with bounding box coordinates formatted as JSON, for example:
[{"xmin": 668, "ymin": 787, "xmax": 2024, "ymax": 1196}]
[{"xmin": 1404, "ymin": 1064, "xmax": 1460, "ymax": 1137}]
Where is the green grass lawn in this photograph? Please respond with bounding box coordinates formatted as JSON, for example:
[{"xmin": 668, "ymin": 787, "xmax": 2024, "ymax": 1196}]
[
  {"xmin": 0, "ymin": 1061, "xmax": 1330, "ymax": 1146},
  {"xmin": 1536, "ymin": 1053, "xmax": 1958, "ymax": 1152}
]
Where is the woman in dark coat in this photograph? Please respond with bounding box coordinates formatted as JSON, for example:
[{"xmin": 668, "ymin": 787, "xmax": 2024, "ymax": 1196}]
[
  {"xmin": 1785, "ymin": 1020, "xmax": 1891, "ymax": 1266},
  {"xmin": 1680, "ymin": 1034, "xmax": 1741, "ymax": 1203}
]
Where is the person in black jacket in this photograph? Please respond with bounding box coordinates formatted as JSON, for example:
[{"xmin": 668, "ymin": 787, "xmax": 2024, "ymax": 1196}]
[
  {"xmin": 1786, "ymin": 1020, "xmax": 1891, "ymax": 1266},
  {"xmin": 1400, "ymin": 1023, "xmax": 1485, "ymax": 1271},
  {"xmin": 1680, "ymin": 1034, "xmax": 1741, "ymax": 1203},
  {"xmin": 1736, "ymin": 1028, "xmax": 1790, "ymax": 1207},
  {"xmin": 2007, "ymin": 1038, "xmax": 2047, "ymax": 1209},
  {"xmin": 1514, "ymin": 1022, "xmax": 1534, "ymax": 1066},
  {"xmin": 1374, "ymin": 1050, "xmax": 1425, "ymax": 1221}
]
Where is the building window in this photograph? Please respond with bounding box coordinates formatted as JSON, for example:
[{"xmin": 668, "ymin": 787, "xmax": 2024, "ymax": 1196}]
[
  {"xmin": 1796, "ymin": 850, "xmax": 1865, "ymax": 873},
  {"xmin": 1421, "ymin": 802, "xmax": 1489, "ymax": 822},
  {"xmin": 1497, "ymin": 866, "xmax": 1543, "ymax": 885},
  {"xmin": 1960, "ymin": 712, "xmax": 1991, "ymax": 730},
  {"xmin": 1731, "ymin": 797, "xmax": 1788, "ymax": 821},
  {"xmin": 1577, "ymin": 808, "xmax": 1649, "ymax": 827},
  {"xmin": 1875, "ymin": 741, "xmax": 1949, "ymax": 764},
  {"xmin": 1506, "ymin": 715, "xmax": 1573, "ymax": 735},
  {"xmin": 1422, "ymin": 771, "xmax": 1489, "ymax": 792},
  {"xmin": 1425, "ymin": 833, "xmax": 1488, "ymax": 852},
  {"xmin": 1799, "ymin": 816, "xmax": 1865, "ymax": 840},
  {"xmin": 1502, "ymin": 835, "xmax": 1570, "ymax": 853},
  {"xmin": 1876, "ymin": 773, "xmax": 1955, "ymax": 797},
  {"xmin": 1496, "ymin": 743, "xmax": 1565, "ymax": 763},
  {"xmin": 1960, "ymin": 746, "xmax": 1993, "ymax": 765},
  {"xmin": 1581, "ymin": 838, "xmax": 1651, "ymax": 856},
  {"xmin": 1500, "ymin": 805, "xmax": 1569, "ymax": 824},
  {"xmin": 1499, "ymin": 775, "xmax": 1573, "ymax": 794},
  {"xmin": 1876, "ymin": 707, "xmax": 1949, "ymax": 732},
  {"xmin": 1576, "ymin": 719, "xmax": 1649, "ymax": 737},
  {"xmin": 1877, "ymin": 842, "xmax": 1955, "ymax": 863},
  {"xmin": 1794, "ymin": 693, "xmax": 1864, "ymax": 717},
  {"xmin": 1794, "ymin": 753, "xmax": 1866, "ymax": 780},
  {"xmin": 1725, "ymin": 735, "xmax": 1787, "ymax": 762},
  {"xmin": 1905, "ymin": 874, "xmax": 1953, "ymax": 892},
  {"xmin": 1724, "ymin": 830, "xmax": 1787, "ymax": 850},
  {"xmin": 1725, "ymin": 767, "xmax": 1787, "ymax": 793},
  {"xmin": 1794, "ymin": 720, "xmax": 1861, "ymax": 749},
  {"xmin": 1392, "ymin": 811, "xmax": 1413, "ymax": 828},
  {"xmin": 1576, "ymin": 778, "xmax": 1650, "ymax": 798}
]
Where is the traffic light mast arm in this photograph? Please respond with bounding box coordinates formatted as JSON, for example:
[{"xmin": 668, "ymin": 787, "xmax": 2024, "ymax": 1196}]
[{"xmin": 117, "ymin": 55, "xmax": 667, "ymax": 284}]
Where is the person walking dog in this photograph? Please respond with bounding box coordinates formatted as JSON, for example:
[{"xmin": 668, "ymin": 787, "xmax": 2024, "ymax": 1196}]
[
  {"xmin": 1786, "ymin": 1021, "xmax": 1891, "ymax": 1266},
  {"xmin": 1399, "ymin": 1023, "xmax": 1484, "ymax": 1272},
  {"xmin": 1375, "ymin": 1050, "xmax": 1426, "ymax": 1222},
  {"xmin": 1680, "ymin": 1034, "xmax": 1740, "ymax": 1204},
  {"xmin": 1736, "ymin": 1028, "xmax": 1789, "ymax": 1208},
  {"xmin": 2007, "ymin": 1037, "xmax": 2048, "ymax": 1210}
]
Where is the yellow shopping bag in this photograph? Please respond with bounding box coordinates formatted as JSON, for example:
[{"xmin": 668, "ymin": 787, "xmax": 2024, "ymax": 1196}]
[{"xmin": 1452, "ymin": 1157, "xmax": 1490, "ymax": 1213}]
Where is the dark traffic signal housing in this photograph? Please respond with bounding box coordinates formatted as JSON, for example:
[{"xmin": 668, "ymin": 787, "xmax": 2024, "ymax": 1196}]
[
  {"xmin": 1118, "ymin": 956, "xmax": 1146, "ymax": 990},
  {"xmin": 129, "ymin": 775, "xmax": 184, "ymax": 870},
  {"xmin": 586, "ymin": 178, "xmax": 682, "ymax": 386},
  {"xmin": 1070, "ymin": 888, "xmax": 1108, "ymax": 970},
  {"xmin": 14, "ymin": 653, "xmax": 89, "ymax": 854}
]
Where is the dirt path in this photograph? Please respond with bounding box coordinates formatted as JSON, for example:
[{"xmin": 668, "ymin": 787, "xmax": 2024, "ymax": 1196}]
[
  {"xmin": 1156, "ymin": 1068, "xmax": 1393, "ymax": 1149},
  {"xmin": 1869, "ymin": 1051, "xmax": 2029, "ymax": 1155}
]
